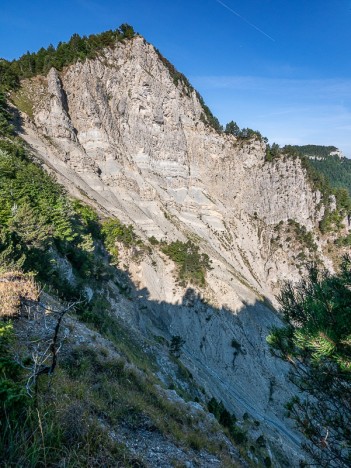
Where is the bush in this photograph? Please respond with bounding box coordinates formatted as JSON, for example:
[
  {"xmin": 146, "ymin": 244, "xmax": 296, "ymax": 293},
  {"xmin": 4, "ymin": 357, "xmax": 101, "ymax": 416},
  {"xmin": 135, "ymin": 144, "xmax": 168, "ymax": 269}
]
[
  {"xmin": 230, "ymin": 426, "xmax": 248, "ymax": 445},
  {"xmin": 161, "ymin": 240, "xmax": 211, "ymax": 286},
  {"xmin": 148, "ymin": 235, "xmax": 159, "ymax": 245},
  {"xmin": 101, "ymin": 218, "xmax": 136, "ymax": 262},
  {"xmin": 169, "ymin": 335, "xmax": 185, "ymax": 358},
  {"xmin": 207, "ymin": 397, "xmax": 236, "ymax": 428}
]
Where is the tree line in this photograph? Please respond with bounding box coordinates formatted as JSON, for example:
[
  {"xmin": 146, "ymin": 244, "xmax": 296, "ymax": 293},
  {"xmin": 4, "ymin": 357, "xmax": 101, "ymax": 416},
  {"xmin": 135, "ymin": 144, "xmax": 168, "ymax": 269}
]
[{"xmin": 0, "ymin": 24, "xmax": 135, "ymax": 91}]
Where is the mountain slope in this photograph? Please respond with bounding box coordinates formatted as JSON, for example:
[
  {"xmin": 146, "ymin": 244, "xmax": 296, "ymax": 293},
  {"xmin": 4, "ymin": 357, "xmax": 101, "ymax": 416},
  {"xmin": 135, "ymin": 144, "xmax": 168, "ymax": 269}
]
[{"xmin": 3, "ymin": 32, "xmax": 346, "ymax": 466}]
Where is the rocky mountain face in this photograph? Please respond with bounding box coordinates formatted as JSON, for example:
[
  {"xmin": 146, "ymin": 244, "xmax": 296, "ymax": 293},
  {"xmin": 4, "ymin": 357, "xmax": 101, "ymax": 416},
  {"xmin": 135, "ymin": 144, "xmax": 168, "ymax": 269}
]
[{"xmin": 12, "ymin": 35, "xmax": 328, "ymax": 464}]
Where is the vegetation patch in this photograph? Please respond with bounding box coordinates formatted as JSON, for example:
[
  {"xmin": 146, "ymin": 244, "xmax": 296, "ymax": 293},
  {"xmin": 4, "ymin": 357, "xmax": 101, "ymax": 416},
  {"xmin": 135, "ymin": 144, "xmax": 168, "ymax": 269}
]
[
  {"xmin": 0, "ymin": 24, "xmax": 135, "ymax": 87},
  {"xmin": 287, "ymin": 219, "xmax": 317, "ymax": 253},
  {"xmin": 225, "ymin": 120, "xmax": 268, "ymax": 143},
  {"xmin": 0, "ymin": 336, "xmax": 144, "ymax": 466},
  {"xmin": 160, "ymin": 240, "xmax": 212, "ymax": 286},
  {"xmin": 10, "ymin": 89, "xmax": 34, "ymax": 119},
  {"xmin": 101, "ymin": 218, "xmax": 139, "ymax": 263}
]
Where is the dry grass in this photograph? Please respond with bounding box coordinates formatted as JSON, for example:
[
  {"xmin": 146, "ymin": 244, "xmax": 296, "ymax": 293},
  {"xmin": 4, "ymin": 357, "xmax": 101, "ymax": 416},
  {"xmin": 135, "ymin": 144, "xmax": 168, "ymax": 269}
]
[{"xmin": 0, "ymin": 271, "xmax": 39, "ymax": 318}]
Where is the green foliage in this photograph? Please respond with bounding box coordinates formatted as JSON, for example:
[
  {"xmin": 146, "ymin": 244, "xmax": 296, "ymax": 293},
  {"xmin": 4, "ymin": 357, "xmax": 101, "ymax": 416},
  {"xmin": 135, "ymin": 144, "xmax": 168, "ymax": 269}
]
[
  {"xmin": 101, "ymin": 218, "xmax": 136, "ymax": 263},
  {"xmin": 161, "ymin": 240, "xmax": 211, "ymax": 286},
  {"xmin": 230, "ymin": 426, "xmax": 248, "ymax": 445},
  {"xmin": 287, "ymin": 220, "xmax": 317, "ymax": 252},
  {"xmin": 335, "ymin": 232, "xmax": 351, "ymax": 247},
  {"xmin": 273, "ymin": 258, "xmax": 351, "ymax": 368},
  {"xmin": 0, "ymin": 93, "xmax": 15, "ymax": 136},
  {"xmin": 239, "ymin": 127, "xmax": 266, "ymax": 142},
  {"xmin": 155, "ymin": 48, "xmax": 192, "ymax": 89},
  {"xmin": 268, "ymin": 258, "xmax": 351, "ymax": 466},
  {"xmin": 0, "ymin": 25, "xmax": 135, "ymax": 91},
  {"xmin": 225, "ymin": 120, "xmax": 267, "ymax": 142},
  {"xmin": 311, "ymin": 155, "xmax": 351, "ymax": 198},
  {"xmin": 231, "ymin": 338, "xmax": 242, "ymax": 351},
  {"xmin": 72, "ymin": 200, "xmax": 101, "ymax": 238},
  {"xmin": 169, "ymin": 335, "xmax": 185, "ymax": 358},
  {"xmin": 148, "ymin": 235, "xmax": 159, "ymax": 245},
  {"xmin": 77, "ymin": 294, "xmax": 112, "ymax": 333},
  {"xmin": 119, "ymin": 23, "xmax": 135, "ymax": 39},
  {"xmin": 208, "ymin": 397, "xmax": 236, "ymax": 428},
  {"xmin": 197, "ymin": 93, "xmax": 223, "ymax": 133},
  {"xmin": 0, "ymin": 97, "xmax": 114, "ymax": 297},
  {"xmin": 0, "ymin": 141, "xmax": 100, "ymax": 283},
  {"xmin": 265, "ymin": 142, "xmax": 280, "ymax": 162},
  {"xmin": 0, "ymin": 346, "xmax": 140, "ymax": 466},
  {"xmin": 0, "ymin": 60, "xmax": 20, "ymax": 91},
  {"xmin": 283, "ymin": 145, "xmax": 332, "ymax": 195},
  {"xmin": 225, "ymin": 120, "xmax": 240, "ymax": 136},
  {"xmin": 0, "ymin": 322, "xmax": 28, "ymax": 421},
  {"xmin": 318, "ymin": 188, "xmax": 351, "ymax": 234},
  {"xmin": 207, "ymin": 397, "xmax": 248, "ymax": 446}
]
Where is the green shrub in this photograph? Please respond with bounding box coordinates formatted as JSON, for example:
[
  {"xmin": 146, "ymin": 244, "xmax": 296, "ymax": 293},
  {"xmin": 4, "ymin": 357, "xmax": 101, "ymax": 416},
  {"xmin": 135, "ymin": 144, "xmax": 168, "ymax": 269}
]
[
  {"xmin": 148, "ymin": 235, "xmax": 159, "ymax": 245},
  {"xmin": 169, "ymin": 335, "xmax": 185, "ymax": 358},
  {"xmin": 101, "ymin": 218, "xmax": 136, "ymax": 262},
  {"xmin": 231, "ymin": 338, "xmax": 242, "ymax": 351},
  {"xmin": 0, "ymin": 98, "xmax": 115, "ymax": 299},
  {"xmin": 161, "ymin": 240, "xmax": 211, "ymax": 286},
  {"xmin": 265, "ymin": 143, "xmax": 280, "ymax": 161},
  {"xmin": 230, "ymin": 426, "xmax": 248, "ymax": 445},
  {"xmin": 335, "ymin": 233, "xmax": 351, "ymax": 246},
  {"xmin": 207, "ymin": 397, "xmax": 236, "ymax": 428}
]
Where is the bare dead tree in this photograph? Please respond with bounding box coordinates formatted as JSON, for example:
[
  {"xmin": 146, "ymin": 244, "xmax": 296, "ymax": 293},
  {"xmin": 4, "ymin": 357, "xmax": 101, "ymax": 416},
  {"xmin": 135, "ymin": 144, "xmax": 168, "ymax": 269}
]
[{"xmin": 15, "ymin": 299, "xmax": 83, "ymax": 396}]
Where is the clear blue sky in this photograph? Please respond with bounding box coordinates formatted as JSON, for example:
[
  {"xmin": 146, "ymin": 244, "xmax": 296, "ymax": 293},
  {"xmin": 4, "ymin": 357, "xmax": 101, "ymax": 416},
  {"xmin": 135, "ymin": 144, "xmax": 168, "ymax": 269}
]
[{"xmin": 1, "ymin": 0, "xmax": 351, "ymax": 155}]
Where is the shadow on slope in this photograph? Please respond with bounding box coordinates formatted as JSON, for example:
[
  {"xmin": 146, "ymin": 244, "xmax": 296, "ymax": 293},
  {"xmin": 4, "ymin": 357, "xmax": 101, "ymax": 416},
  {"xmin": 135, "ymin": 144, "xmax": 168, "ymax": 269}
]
[{"xmin": 79, "ymin": 263, "xmax": 301, "ymax": 459}]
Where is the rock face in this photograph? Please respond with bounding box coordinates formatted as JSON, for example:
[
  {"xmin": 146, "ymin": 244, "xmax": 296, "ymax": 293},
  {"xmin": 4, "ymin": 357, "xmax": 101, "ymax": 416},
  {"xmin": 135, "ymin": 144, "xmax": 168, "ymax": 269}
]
[
  {"xmin": 19, "ymin": 37, "xmax": 321, "ymax": 297},
  {"xmin": 16, "ymin": 36, "xmax": 325, "ymax": 464}
]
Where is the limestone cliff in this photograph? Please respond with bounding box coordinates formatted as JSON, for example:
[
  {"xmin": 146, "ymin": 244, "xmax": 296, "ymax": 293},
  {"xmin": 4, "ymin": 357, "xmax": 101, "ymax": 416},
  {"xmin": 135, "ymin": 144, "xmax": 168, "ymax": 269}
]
[
  {"xmin": 12, "ymin": 35, "xmax": 327, "ymax": 465},
  {"xmin": 17, "ymin": 37, "xmax": 323, "ymax": 297}
]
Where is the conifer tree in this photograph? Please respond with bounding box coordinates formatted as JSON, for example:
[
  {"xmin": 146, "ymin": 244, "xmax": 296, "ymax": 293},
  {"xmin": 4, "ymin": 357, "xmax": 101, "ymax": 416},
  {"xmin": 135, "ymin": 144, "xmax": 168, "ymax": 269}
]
[{"xmin": 268, "ymin": 258, "xmax": 351, "ymax": 467}]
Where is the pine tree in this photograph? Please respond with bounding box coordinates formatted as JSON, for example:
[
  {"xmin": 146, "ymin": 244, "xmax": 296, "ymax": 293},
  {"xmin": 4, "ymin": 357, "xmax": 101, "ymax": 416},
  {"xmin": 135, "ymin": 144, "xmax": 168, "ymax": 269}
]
[{"xmin": 267, "ymin": 258, "xmax": 351, "ymax": 467}]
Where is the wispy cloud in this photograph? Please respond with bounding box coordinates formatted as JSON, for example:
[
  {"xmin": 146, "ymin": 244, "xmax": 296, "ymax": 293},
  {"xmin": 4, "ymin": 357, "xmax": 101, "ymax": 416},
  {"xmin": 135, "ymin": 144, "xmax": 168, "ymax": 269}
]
[{"xmin": 215, "ymin": 0, "xmax": 275, "ymax": 42}]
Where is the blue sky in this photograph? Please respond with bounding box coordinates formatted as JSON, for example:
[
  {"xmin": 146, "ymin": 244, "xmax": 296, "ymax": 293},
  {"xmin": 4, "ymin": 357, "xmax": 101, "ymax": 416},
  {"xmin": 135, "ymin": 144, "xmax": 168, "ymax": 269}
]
[{"xmin": 1, "ymin": 0, "xmax": 351, "ymax": 155}]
